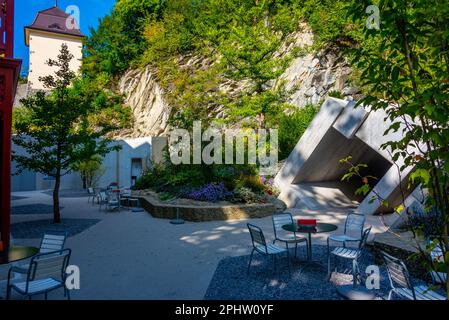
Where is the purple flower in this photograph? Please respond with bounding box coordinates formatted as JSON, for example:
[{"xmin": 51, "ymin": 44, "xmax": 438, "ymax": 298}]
[{"xmin": 186, "ymin": 182, "xmax": 233, "ymax": 202}]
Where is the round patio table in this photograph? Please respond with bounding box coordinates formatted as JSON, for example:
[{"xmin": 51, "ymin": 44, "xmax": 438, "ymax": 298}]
[
  {"xmin": 282, "ymin": 223, "xmax": 338, "ymax": 261},
  {"xmin": 0, "ymin": 246, "xmax": 39, "ymax": 265}
]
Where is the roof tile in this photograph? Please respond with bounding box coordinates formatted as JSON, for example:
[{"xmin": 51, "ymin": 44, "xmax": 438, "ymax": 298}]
[{"xmin": 25, "ymin": 6, "xmax": 84, "ymax": 38}]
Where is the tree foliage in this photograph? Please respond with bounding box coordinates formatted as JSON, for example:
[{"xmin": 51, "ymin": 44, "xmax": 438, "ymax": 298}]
[
  {"xmin": 82, "ymin": 0, "xmax": 167, "ymax": 79},
  {"xmin": 347, "ymin": 0, "xmax": 449, "ymax": 297},
  {"xmin": 13, "ymin": 44, "xmax": 131, "ymax": 223}
]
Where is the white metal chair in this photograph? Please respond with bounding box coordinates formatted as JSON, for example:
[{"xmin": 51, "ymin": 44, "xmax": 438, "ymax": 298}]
[
  {"xmin": 98, "ymin": 191, "xmax": 108, "ymax": 211},
  {"xmin": 87, "ymin": 187, "xmax": 96, "ymax": 204},
  {"xmin": 381, "ymin": 251, "xmax": 445, "ymax": 300},
  {"xmin": 328, "ymin": 227, "xmax": 372, "ymax": 284},
  {"xmin": 38, "ymin": 232, "xmax": 67, "ymax": 254},
  {"xmin": 12, "ymin": 232, "xmax": 68, "ymax": 276},
  {"xmin": 429, "ymin": 242, "xmax": 448, "ymax": 285},
  {"xmin": 6, "ymin": 249, "xmax": 72, "ymax": 300},
  {"xmin": 272, "ymin": 212, "xmax": 308, "ymax": 259},
  {"xmin": 328, "ymin": 212, "xmax": 365, "ymax": 246},
  {"xmin": 106, "ymin": 190, "xmax": 121, "ymax": 212},
  {"xmin": 247, "ymin": 224, "xmax": 290, "ymax": 276}
]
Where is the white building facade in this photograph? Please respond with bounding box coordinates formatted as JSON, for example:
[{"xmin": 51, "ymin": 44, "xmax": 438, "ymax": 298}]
[{"xmin": 25, "ymin": 6, "xmax": 84, "ymax": 90}]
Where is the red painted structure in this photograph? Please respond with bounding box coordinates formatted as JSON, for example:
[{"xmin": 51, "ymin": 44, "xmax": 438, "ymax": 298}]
[{"xmin": 0, "ymin": 0, "xmax": 21, "ymax": 251}]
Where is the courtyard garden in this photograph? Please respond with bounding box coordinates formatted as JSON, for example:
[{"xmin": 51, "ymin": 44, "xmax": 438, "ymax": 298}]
[{"xmin": 6, "ymin": 0, "xmax": 449, "ymax": 302}]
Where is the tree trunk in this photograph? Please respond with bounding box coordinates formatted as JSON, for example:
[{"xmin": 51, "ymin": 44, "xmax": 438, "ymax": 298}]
[
  {"xmin": 258, "ymin": 112, "xmax": 265, "ymax": 129},
  {"xmin": 82, "ymin": 174, "xmax": 87, "ymax": 190},
  {"xmin": 53, "ymin": 173, "xmax": 62, "ymax": 224}
]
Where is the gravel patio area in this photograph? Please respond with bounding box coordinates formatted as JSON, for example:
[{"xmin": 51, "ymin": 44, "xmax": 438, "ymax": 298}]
[
  {"xmin": 205, "ymin": 245, "xmax": 392, "ymax": 300},
  {"xmin": 5, "ymin": 189, "xmax": 401, "ymax": 300}
]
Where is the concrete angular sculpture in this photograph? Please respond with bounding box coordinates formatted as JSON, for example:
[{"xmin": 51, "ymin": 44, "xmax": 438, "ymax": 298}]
[{"xmin": 275, "ymin": 97, "xmax": 418, "ymax": 215}]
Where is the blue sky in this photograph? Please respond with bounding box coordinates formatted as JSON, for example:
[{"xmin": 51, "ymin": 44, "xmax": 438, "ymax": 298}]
[{"xmin": 15, "ymin": 0, "xmax": 116, "ymax": 75}]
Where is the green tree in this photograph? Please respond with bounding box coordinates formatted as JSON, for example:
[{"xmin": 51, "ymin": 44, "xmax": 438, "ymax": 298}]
[
  {"xmin": 13, "ymin": 44, "xmax": 131, "ymax": 223},
  {"xmin": 347, "ymin": 0, "xmax": 449, "ymax": 297},
  {"xmin": 200, "ymin": 0, "xmax": 302, "ymax": 127},
  {"xmin": 72, "ymin": 154, "xmax": 105, "ymax": 189},
  {"xmin": 82, "ymin": 0, "xmax": 167, "ymax": 79},
  {"xmin": 278, "ymin": 104, "xmax": 318, "ymax": 160}
]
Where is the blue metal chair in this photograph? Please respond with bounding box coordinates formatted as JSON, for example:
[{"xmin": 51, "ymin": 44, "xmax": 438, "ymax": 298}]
[{"xmin": 247, "ymin": 224, "xmax": 290, "ymax": 276}]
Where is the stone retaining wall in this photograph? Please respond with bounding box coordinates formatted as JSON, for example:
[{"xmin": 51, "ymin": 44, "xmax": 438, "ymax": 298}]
[{"xmin": 138, "ymin": 194, "xmax": 279, "ymax": 222}]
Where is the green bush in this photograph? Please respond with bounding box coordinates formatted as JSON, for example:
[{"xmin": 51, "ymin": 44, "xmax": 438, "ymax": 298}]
[
  {"xmin": 232, "ymin": 187, "xmax": 266, "ymax": 204},
  {"xmin": 278, "ymin": 104, "xmax": 319, "ymax": 160},
  {"xmin": 328, "ymin": 90, "xmax": 344, "ymax": 99},
  {"xmin": 300, "ymin": 0, "xmax": 361, "ymax": 47},
  {"xmin": 234, "ymin": 175, "xmax": 266, "ymax": 193},
  {"xmin": 133, "ymin": 161, "xmax": 271, "ymax": 202}
]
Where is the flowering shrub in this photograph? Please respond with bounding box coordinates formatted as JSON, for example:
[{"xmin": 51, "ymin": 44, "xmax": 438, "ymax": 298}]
[
  {"xmin": 134, "ymin": 163, "xmax": 280, "ymax": 204},
  {"xmin": 185, "ymin": 182, "xmax": 233, "ymax": 203},
  {"xmin": 260, "ymin": 176, "xmax": 280, "ymax": 197}
]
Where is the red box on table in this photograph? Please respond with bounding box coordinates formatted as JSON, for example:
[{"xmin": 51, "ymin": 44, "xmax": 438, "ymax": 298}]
[{"xmin": 297, "ymin": 219, "xmax": 317, "ymax": 226}]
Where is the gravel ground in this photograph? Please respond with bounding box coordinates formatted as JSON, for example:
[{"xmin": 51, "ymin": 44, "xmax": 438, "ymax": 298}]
[
  {"xmin": 12, "ymin": 204, "xmax": 63, "ymax": 215},
  {"xmin": 205, "ymin": 245, "xmax": 424, "ymax": 300},
  {"xmin": 11, "ymin": 218, "xmax": 101, "ymax": 239}
]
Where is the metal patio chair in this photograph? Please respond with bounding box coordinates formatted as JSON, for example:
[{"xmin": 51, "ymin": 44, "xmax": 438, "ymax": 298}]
[
  {"xmin": 12, "ymin": 232, "xmax": 68, "ymax": 277},
  {"xmin": 247, "ymin": 224, "xmax": 290, "ymax": 276},
  {"xmin": 106, "ymin": 190, "xmax": 121, "ymax": 212},
  {"xmin": 87, "ymin": 187, "xmax": 96, "ymax": 204},
  {"xmin": 38, "ymin": 232, "xmax": 67, "ymax": 254},
  {"xmin": 6, "ymin": 249, "xmax": 72, "ymax": 300},
  {"xmin": 272, "ymin": 212, "xmax": 308, "ymax": 259},
  {"xmin": 328, "ymin": 212, "xmax": 365, "ymax": 247},
  {"xmin": 381, "ymin": 251, "xmax": 445, "ymax": 300},
  {"xmin": 428, "ymin": 241, "xmax": 448, "ymax": 285},
  {"xmin": 328, "ymin": 227, "xmax": 372, "ymax": 284},
  {"xmin": 98, "ymin": 191, "xmax": 108, "ymax": 211}
]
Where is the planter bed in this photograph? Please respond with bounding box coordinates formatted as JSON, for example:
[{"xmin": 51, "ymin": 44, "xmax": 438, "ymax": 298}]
[{"xmin": 134, "ymin": 191, "xmax": 286, "ymax": 222}]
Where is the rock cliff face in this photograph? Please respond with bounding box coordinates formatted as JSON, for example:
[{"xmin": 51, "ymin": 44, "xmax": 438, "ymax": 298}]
[
  {"xmin": 118, "ymin": 66, "xmax": 171, "ymax": 137},
  {"xmin": 118, "ymin": 25, "xmax": 357, "ymax": 138},
  {"xmin": 283, "ymin": 49, "xmax": 354, "ymax": 108},
  {"xmin": 13, "ymin": 84, "xmax": 29, "ymax": 107}
]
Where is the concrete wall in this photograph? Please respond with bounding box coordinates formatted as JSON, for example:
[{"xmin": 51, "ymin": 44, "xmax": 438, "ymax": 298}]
[
  {"xmin": 11, "ymin": 137, "xmax": 153, "ymax": 192},
  {"xmin": 151, "ymin": 136, "xmax": 168, "ymax": 165},
  {"xmin": 27, "ymin": 30, "xmax": 83, "ymax": 90}
]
